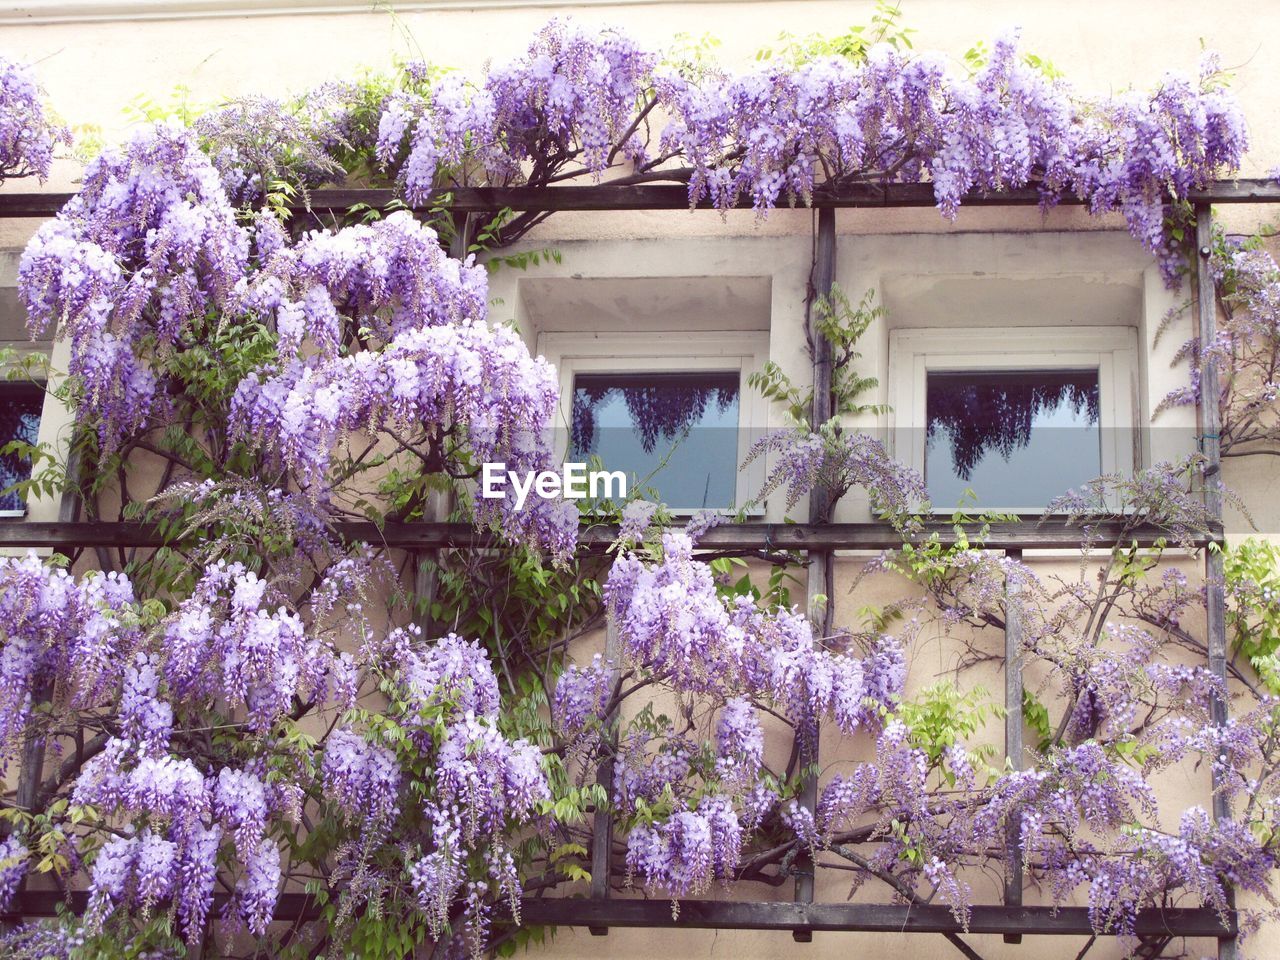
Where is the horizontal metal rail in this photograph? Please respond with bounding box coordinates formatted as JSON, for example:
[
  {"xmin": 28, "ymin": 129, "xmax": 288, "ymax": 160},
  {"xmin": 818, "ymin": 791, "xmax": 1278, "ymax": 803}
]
[
  {"xmin": 0, "ymin": 519, "xmax": 1218, "ymax": 551},
  {"xmin": 516, "ymin": 900, "xmax": 1235, "ymax": 938},
  {"xmin": 2, "ymin": 178, "xmax": 1280, "ymax": 217},
  {"xmin": 0, "ymin": 891, "xmax": 1236, "ymax": 938}
]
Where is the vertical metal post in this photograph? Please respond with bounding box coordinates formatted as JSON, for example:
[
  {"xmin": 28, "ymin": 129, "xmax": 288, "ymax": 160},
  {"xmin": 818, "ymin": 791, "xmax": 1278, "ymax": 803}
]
[
  {"xmin": 1194, "ymin": 202, "xmax": 1237, "ymax": 960},
  {"xmin": 795, "ymin": 207, "xmax": 837, "ymax": 941},
  {"xmin": 1002, "ymin": 548, "xmax": 1024, "ymax": 944},
  {"xmin": 589, "ymin": 618, "xmax": 619, "ymax": 936},
  {"xmin": 412, "ymin": 553, "xmax": 436, "ymax": 634}
]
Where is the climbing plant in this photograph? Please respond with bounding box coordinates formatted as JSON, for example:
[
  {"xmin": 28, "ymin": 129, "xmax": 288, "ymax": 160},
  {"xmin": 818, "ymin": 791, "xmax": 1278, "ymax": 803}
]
[{"xmin": 0, "ymin": 13, "xmax": 1277, "ymax": 960}]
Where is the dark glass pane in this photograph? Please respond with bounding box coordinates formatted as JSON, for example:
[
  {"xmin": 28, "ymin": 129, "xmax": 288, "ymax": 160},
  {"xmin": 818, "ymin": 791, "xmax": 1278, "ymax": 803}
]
[
  {"xmin": 0, "ymin": 383, "xmax": 42, "ymax": 514},
  {"xmin": 925, "ymin": 369, "xmax": 1100, "ymax": 510},
  {"xmin": 571, "ymin": 371, "xmax": 739, "ymax": 509}
]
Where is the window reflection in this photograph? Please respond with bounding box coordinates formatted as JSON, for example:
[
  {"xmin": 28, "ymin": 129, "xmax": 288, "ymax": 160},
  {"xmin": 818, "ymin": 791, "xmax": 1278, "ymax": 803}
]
[
  {"xmin": 0, "ymin": 383, "xmax": 43, "ymax": 514},
  {"xmin": 571, "ymin": 372, "xmax": 740, "ymax": 509},
  {"xmin": 925, "ymin": 369, "xmax": 1101, "ymax": 510}
]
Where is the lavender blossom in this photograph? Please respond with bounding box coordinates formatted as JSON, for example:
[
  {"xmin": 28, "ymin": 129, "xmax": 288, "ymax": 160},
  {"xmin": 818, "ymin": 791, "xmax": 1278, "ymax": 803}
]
[{"xmin": 0, "ymin": 55, "xmax": 70, "ymax": 182}]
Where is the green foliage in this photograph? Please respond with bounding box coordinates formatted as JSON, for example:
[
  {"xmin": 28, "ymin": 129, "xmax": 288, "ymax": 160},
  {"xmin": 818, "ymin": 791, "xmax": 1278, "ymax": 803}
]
[
  {"xmin": 747, "ymin": 360, "xmax": 809, "ymax": 424},
  {"xmin": 1109, "ymin": 734, "xmax": 1159, "ymax": 769},
  {"xmin": 71, "ymin": 914, "xmax": 187, "ymax": 960},
  {"xmin": 885, "ymin": 498, "xmax": 1018, "ymax": 590},
  {"xmin": 757, "ymin": 1, "xmax": 915, "ymax": 64},
  {"xmin": 1022, "ymin": 689, "xmax": 1053, "ymax": 752},
  {"xmin": 708, "ymin": 554, "xmax": 802, "ymax": 609},
  {"xmin": 0, "ymin": 436, "xmax": 64, "ymax": 507},
  {"xmin": 422, "ymin": 509, "xmax": 608, "ymax": 700},
  {"xmin": 898, "ymin": 681, "xmax": 1002, "ymax": 782},
  {"xmin": 0, "ymin": 349, "xmax": 56, "ymax": 509},
  {"xmin": 1022, "ymin": 52, "xmax": 1065, "ymax": 81},
  {"xmin": 102, "ymin": 311, "xmax": 297, "ymax": 592},
  {"xmin": 466, "ymin": 206, "xmax": 563, "ymax": 272},
  {"xmin": 962, "ymin": 41, "xmax": 1064, "ymax": 80},
  {"xmin": 748, "ymin": 283, "xmax": 886, "ymax": 427},
  {"xmin": 668, "ymin": 31, "xmax": 725, "ymax": 68},
  {"xmin": 123, "ymin": 83, "xmax": 210, "ymax": 126},
  {"xmin": 1220, "ymin": 538, "xmax": 1280, "ymax": 693},
  {"xmin": 342, "ymin": 912, "xmax": 428, "ymax": 960},
  {"xmin": 812, "ymin": 285, "xmax": 886, "ymax": 417},
  {"xmin": 0, "ymin": 346, "xmax": 50, "ymax": 383},
  {"xmin": 484, "ymin": 244, "xmax": 562, "ymax": 274}
]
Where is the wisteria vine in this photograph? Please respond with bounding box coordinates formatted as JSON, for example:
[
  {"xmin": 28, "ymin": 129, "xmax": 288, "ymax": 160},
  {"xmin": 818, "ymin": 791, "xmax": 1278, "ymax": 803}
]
[
  {"xmin": 375, "ymin": 20, "xmax": 1247, "ymax": 284},
  {"xmin": 2, "ymin": 14, "xmax": 1280, "ymax": 960},
  {"xmin": 0, "ymin": 53, "xmax": 68, "ymax": 183}
]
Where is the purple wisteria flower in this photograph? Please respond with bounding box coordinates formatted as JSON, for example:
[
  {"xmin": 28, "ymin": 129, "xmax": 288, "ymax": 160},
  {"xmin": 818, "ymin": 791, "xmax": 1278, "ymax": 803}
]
[
  {"xmin": 228, "ymin": 210, "xmax": 576, "ymax": 558},
  {"xmin": 0, "ymin": 55, "xmax": 70, "ymax": 182},
  {"xmin": 378, "ymin": 25, "xmax": 1246, "ymax": 283},
  {"xmin": 381, "ymin": 20, "xmax": 655, "ymax": 204},
  {"xmin": 322, "ymin": 727, "xmax": 401, "ymax": 829},
  {"xmin": 746, "ymin": 427, "xmax": 926, "ymax": 521},
  {"xmin": 605, "ymin": 531, "xmax": 905, "ymax": 728},
  {"xmin": 17, "ymin": 122, "xmax": 249, "ymax": 450},
  {"xmin": 160, "ymin": 561, "xmax": 353, "ymax": 732},
  {"xmin": 617, "ymin": 499, "xmax": 658, "ymax": 545},
  {"xmin": 0, "ymin": 554, "xmax": 141, "ymax": 771},
  {"xmin": 0, "ymin": 836, "xmax": 29, "ymax": 912},
  {"xmin": 551, "ymin": 653, "xmax": 613, "ymax": 740}
]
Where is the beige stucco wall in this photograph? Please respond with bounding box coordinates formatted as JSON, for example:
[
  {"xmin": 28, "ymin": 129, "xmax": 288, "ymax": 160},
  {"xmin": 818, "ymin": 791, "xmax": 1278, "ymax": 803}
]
[{"xmin": 3, "ymin": 2, "xmax": 1279, "ymax": 958}]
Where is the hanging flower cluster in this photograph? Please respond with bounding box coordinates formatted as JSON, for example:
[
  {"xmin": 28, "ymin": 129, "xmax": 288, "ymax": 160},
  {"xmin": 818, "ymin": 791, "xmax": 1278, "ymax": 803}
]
[
  {"xmin": 67, "ymin": 651, "xmax": 286, "ymax": 942},
  {"xmin": 0, "ymin": 554, "xmax": 372, "ymax": 945},
  {"xmin": 321, "ymin": 727, "xmax": 402, "ymax": 830},
  {"xmin": 605, "ymin": 531, "xmax": 904, "ymax": 729},
  {"xmin": 194, "ymin": 79, "xmax": 379, "ymax": 205},
  {"xmin": 551, "ymin": 653, "xmax": 613, "ymax": 746},
  {"xmin": 0, "ymin": 554, "xmax": 140, "ymax": 772},
  {"xmin": 0, "ymin": 54, "xmax": 70, "ymax": 182},
  {"xmin": 625, "ymin": 793, "xmax": 744, "ymax": 898},
  {"xmin": 746, "ymin": 426, "xmax": 927, "ymax": 519},
  {"xmin": 160, "ymin": 560, "xmax": 356, "ymax": 731},
  {"xmin": 17, "ymin": 122, "xmax": 250, "ymax": 451},
  {"xmin": 378, "ymin": 19, "xmax": 656, "ymax": 205},
  {"xmin": 378, "ymin": 22, "xmax": 1246, "ymax": 283},
  {"xmin": 0, "ymin": 836, "xmax": 29, "ymax": 913},
  {"xmin": 0, "ymin": 552, "xmax": 557, "ymax": 953},
  {"xmin": 592, "ymin": 531, "xmax": 907, "ymax": 899},
  {"xmin": 236, "ymin": 208, "xmax": 488, "ymax": 350},
  {"xmin": 18, "ymin": 118, "xmax": 576, "ymax": 556},
  {"xmin": 376, "ymin": 630, "xmax": 551, "ymax": 954},
  {"xmin": 230, "ymin": 248, "xmax": 576, "ymax": 556}
]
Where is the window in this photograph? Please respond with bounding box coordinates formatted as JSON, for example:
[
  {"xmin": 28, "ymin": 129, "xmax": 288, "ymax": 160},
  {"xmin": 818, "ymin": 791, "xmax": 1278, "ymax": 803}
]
[
  {"xmin": 540, "ymin": 332, "xmax": 768, "ymax": 512},
  {"xmin": 890, "ymin": 328, "xmax": 1137, "ymax": 512},
  {"xmin": 1, "ymin": 267, "xmax": 49, "ymax": 519},
  {"xmin": 0, "ymin": 381, "xmax": 43, "ymax": 517}
]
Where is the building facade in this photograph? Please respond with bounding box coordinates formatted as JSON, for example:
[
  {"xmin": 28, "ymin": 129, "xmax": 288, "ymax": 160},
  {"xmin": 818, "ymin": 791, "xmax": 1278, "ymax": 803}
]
[{"xmin": 3, "ymin": 3, "xmax": 1279, "ymax": 959}]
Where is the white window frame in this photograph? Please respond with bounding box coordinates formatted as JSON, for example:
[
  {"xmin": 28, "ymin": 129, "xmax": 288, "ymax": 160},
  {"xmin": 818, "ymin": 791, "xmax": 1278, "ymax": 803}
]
[
  {"xmin": 537, "ymin": 331, "xmax": 770, "ymax": 515},
  {"xmin": 888, "ymin": 327, "xmax": 1138, "ymax": 513}
]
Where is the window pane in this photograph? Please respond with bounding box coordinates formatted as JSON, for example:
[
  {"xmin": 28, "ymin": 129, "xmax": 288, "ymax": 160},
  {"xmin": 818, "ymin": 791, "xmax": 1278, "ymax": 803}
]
[
  {"xmin": 925, "ymin": 369, "xmax": 1100, "ymax": 510},
  {"xmin": 0, "ymin": 383, "xmax": 43, "ymax": 514},
  {"xmin": 571, "ymin": 371, "xmax": 740, "ymax": 509}
]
